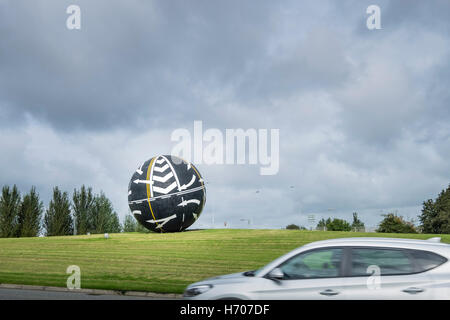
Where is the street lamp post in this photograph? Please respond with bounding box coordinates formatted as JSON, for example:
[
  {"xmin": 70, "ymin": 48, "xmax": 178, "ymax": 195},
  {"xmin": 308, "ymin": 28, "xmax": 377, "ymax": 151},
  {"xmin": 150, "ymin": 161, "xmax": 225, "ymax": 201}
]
[{"xmin": 307, "ymin": 214, "xmax": 315, "ymax": 231}]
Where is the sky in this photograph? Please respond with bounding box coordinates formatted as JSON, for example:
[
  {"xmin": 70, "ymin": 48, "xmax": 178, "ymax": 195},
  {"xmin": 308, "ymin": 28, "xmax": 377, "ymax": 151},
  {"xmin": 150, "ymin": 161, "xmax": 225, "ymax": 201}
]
[{"xmin": 0, "ymin": 0, "xmax": 449, "ymax": 230}]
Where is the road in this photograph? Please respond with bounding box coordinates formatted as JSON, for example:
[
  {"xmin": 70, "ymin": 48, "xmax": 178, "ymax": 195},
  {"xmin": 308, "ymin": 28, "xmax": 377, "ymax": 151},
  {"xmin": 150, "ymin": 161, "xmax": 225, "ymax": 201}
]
[{"xmin": 0, "ymin": 287, "xmax": 179, "ymax": 300}]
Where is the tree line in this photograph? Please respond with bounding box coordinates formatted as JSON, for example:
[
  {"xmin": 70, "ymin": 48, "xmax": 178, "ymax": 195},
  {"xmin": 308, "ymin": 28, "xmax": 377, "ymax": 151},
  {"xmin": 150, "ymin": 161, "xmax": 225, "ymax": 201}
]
[
  {"xmin": 286, "ymin": 212, "xmax": 365, "ymax": 232},
  {"xmin": 0, "ymin": 185, "xmax": 121, "ymax": 238},
  {"xmin": 3, "ymin": 183, "xmax": 450, "ymax": 237},
  {"xmin": 316, "ymin": 212, "xmax": 365, "ymax": 232},
  {"xmin": 287, "ymin": 184, "xmax": 450, "ymax": 234},
  {"xmin": 286, "ymin": 212, "xmax": 416, "ymax": 233}
]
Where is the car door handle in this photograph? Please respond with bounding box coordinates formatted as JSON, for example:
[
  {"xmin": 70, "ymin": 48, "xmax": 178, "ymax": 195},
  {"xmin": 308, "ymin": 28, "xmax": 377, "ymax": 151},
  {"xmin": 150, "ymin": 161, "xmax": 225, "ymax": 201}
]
[
  {"xmin": 319, "ymin": 289, "xmax": 339, "ymax": 296},
  {"xmin": 402, "ymin": 287, "xmax": 424, "ymax": 294}
]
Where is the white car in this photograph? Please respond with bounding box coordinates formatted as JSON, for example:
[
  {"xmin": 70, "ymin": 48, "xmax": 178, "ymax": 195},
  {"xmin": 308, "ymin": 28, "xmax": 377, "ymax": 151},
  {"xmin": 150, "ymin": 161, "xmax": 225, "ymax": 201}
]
[{"xmin": 184, "ymin": 237, "xmax": 450, "ymax": 300}]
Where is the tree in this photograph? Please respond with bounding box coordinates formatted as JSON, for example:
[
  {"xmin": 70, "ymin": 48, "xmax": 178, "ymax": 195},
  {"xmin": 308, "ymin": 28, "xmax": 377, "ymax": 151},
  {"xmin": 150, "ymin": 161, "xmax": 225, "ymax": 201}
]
[
  {"xmin": 72, "ymin": 185, "xmax": 94, "ymax": 235},
  {"xmin": 108, "ymin": 211, "xmax": 122, "ymax": 233},
  {"xmin": 316, "ymin": 218, "xmax": 327, "ymax": 230},
  {"xmin": 123, "ymin": 214, "xmax": 137, "ymax": 232},
  {"xmin": 17, "ymin": 186, "xmax": 43, "ymax": 237},
  {"xmin": 316, "ymin": 217, "xmax": 351, "ymax": 231},
  {"xmin": 44, "ymin": 187, "xmax": 73, "ymax": 236},
  {"xmin": 286, "ymin": 224, "xmax": 300, "ymax": 230},
  {"xmin": 419, "ymin": 185, "xmax": 450, "ymax": 234},
  {"xmin": 0, "ymin": 185, "xmax": 21, "ymax": 238},
  {"xmin": 327, "ymin": 218, "xmax": 352, "ymax": 231},
  {"xmin": 351, "ymin": 212, "xmax": 365, "ymax": 232},
  {"xmin": 377, "ymin": 213, "xmax": 417, "ymax": 234},
  {"xmin": 89, "ymin": 192, "xmax": 121, "ymax": 234}
]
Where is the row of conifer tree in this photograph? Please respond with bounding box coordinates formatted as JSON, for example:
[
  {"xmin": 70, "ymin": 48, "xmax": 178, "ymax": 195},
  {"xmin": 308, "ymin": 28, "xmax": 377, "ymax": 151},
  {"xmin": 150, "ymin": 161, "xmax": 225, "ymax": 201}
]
[{"xmin": 0, "ymin": 185, "xmax": 121, "ymax": 237}]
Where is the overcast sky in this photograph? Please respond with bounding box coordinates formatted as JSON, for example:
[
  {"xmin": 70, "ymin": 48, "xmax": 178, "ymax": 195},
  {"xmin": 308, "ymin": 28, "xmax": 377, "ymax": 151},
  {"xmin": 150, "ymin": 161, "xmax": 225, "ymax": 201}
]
[{"xmin": 1, "ymin": 0, "xmax": 449, "ymax": 230}]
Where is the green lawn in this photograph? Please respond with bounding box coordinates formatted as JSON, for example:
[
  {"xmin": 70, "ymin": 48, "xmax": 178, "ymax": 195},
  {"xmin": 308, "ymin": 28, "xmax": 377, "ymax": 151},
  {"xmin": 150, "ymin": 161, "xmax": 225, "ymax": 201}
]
[{"xmin": 0, "ymin": 229, "xmax": 448, "ymax": 294}]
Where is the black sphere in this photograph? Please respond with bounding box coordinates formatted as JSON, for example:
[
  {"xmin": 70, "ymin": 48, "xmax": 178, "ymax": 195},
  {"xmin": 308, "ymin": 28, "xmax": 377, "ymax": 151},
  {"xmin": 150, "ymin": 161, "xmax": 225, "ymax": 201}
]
[{"xmin": 128, "ymin": 155, "xmax": 206, "ymax": 232}]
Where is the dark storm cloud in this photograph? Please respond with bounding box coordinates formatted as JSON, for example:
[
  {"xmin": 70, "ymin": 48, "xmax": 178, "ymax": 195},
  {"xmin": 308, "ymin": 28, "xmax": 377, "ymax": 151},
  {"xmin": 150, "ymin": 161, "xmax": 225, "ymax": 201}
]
[
  {"xmin": 233, "ymin": 27, "xmax": 351, "ymax": 104},
  {"xmin": 0, "ymin": 0, "xmax": 450, "ymax": 229},
  {"xmin": 0, "ymin": 0, "xmax": 282, "ymax": 131},
  {"xmin": 382, "ymin": 0, "xmax": 450, "ymax": 33},
  {"xmin": 332, "ymin": 0, "xmax": 450, "ymax": 35}
]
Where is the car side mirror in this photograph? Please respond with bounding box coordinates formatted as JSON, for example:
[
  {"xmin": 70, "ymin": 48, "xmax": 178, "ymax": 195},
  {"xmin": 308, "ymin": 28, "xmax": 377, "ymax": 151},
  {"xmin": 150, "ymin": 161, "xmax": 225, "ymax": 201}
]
[{"xmin": 267, "ymin": 268, "xmax": 284, "ymax": 280}]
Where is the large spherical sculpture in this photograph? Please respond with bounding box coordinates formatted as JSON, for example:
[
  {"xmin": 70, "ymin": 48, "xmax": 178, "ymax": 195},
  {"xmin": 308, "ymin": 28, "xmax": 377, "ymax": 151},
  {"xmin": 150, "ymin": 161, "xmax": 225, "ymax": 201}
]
[{"xmin": 128, "ymin": 155, "xmax": 206, "ymax": 232}]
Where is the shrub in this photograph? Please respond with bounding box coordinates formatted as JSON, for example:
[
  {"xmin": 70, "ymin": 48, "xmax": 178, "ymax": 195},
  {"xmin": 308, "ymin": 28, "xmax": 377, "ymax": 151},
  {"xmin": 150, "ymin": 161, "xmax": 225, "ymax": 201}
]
[
  {"xmin": 377, "ymin": 213, "xmax": 417, "ymax": 233},
  {"xmin": 327, "ymin": 218, "xmax": 352, "ymax": 231}
]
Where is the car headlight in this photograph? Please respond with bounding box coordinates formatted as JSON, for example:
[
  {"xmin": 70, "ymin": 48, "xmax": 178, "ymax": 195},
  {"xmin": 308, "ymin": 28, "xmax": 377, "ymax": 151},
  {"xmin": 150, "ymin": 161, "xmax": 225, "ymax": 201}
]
[{"xmin": 183, "ymin": 284, "xmax": 213, "ymax": 297}]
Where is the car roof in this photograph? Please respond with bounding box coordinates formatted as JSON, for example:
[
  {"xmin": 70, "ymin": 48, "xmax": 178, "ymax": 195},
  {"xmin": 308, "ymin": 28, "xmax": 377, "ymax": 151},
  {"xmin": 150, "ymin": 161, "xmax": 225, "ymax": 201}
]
[
  {"xmin": 255, "ymin": 236, "xmax": 450, "ymax": 277},
  {"xmin": 302, "ymin": 237, "xmax": 450, "ymax": 250}
]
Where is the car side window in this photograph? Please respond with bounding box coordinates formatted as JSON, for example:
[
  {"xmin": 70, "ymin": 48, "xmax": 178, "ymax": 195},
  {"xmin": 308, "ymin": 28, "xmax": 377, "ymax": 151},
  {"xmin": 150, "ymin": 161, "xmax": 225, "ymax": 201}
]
[
  {"xmin": 409, "ymin": 250, "xmax": 447, "ymax": 273},
  {"xmin": 279, "ymin": 248, "xmax": 343, "ymax": 280},
  {"xmin": 351, "ymin": 248, "xmax": 414, "ymax": 276}
]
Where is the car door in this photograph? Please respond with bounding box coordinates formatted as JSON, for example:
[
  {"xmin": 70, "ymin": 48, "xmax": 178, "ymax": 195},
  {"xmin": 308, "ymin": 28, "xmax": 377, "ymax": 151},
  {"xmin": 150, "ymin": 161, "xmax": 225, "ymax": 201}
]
[
  {"xmin": 259, "ymin": 247, "xmax": 347, "ymax": 299},
  {"xmin": 338, "ymin": 247, "xmax": 436, "ymax": 299},
  {"xmin": 403, "ymin": 249, "xmax": 449, "ymax": 299}
]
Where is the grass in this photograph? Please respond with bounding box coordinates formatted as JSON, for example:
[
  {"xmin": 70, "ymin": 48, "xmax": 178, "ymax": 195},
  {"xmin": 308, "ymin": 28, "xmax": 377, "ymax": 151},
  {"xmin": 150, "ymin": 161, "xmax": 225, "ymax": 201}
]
[{"xmin": 0, "ymin": 229, "xmax": 449, "ymax": 294}]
